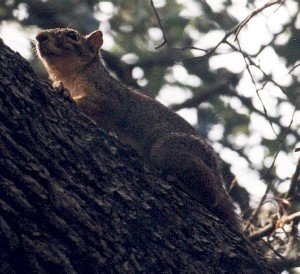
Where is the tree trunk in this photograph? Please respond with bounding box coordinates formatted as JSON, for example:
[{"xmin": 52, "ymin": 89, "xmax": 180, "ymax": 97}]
[{"xmin": 0, "ymin": 39, "xmax": 275, "ymax": 274}]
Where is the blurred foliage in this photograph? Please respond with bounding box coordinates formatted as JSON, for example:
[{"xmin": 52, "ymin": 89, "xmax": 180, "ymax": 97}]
[{"xmin": 1, "ymin": 1, "xmax": 300, "ymax": 262}]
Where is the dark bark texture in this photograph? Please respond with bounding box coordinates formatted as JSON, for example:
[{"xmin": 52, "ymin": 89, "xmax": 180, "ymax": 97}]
[{"xmin": 0, "ymin": 39, "xmax": 275, "ymax": 273}]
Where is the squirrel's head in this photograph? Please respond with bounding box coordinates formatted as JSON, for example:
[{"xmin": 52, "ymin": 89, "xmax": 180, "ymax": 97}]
[{"xmin": 36, "ymin": 28, "xmax": 103, "ymax": 81}]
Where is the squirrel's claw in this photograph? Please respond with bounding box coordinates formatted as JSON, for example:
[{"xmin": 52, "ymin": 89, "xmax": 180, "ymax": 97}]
[{"xmin": 54, "ymin": 82, "xmax": 74, "ymax": 103}]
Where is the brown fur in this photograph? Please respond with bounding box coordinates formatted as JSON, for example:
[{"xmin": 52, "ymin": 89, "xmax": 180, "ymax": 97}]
[{"xmin": 36, "ymin": 28, "xmax": 242, "ymax": 231}]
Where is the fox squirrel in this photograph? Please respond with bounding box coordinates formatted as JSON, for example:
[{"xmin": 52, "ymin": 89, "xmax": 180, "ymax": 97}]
[{"xmin": 36, "ymin": 28, "xmax": 241, "ymax": 230}]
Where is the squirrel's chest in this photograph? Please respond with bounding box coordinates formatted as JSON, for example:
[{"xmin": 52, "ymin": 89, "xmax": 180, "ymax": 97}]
[{"xmin": 63, "ymin": 76, "xmax": 92, "ymax": 100}]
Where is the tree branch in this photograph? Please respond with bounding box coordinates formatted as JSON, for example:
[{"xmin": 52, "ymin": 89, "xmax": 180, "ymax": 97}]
[
  {"xmin": 249, "ymin": 211, "xmax": 300, "ymax": 241},
  {"xmin": 170, "ymin": 76, "xmax": 235, "ymax": 111},
  {"xmin": 270, "ymin": 255, "xmax": 300, "ymax": 272},
  {"xmin": 0, "ymin": 28, "xmax": 277, "ymax": 274},
  {"xmin": 249, "ymin": 219, "xmax": 277, "ymax": 241}
]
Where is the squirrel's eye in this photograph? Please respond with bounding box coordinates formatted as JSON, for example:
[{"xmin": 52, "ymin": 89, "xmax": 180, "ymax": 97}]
[{"xmin": 67, "ymin": 31, "xmax": 79, "ymax": 41}]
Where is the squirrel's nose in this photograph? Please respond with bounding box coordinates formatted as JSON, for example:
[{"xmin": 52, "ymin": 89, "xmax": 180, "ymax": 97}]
[{"xmin": 36, "ymin": 32, "xmax": 49, "ymax": 43}]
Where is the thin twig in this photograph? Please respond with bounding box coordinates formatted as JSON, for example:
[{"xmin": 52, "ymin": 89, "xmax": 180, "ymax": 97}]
[
  {"xmin": 249, "ymin": 218, "xmax": 277, "ymax": 241},
  {"xmin": 234, "ymin": 0, "xmax": 285, "ymax": 41},
  {"xmin": 285, "ymin": 157, "xmax": 300, "ymax": 199},
  {"xmin": 262, "ymin": 238, "xmax": 284, "ymax": 258},
  {"xmin": 172, "ymin": 46, "xmax": 208, "ymax": 52},
  {"xmin": 260, "ymin": 99, "xmax": 298, "ymax": 180},
  {"xmin": 249, "ymin": 211, "xmax": 300, "ymax": 241},
  {"xmin": 223, "ymin": 41, "xmax": 294, "ymax": 101},
  {"xmin": 282, "ymin": 211, "xmax": 300, "ymax": 224},
  {"xmin": 246, "ymin": 14, "xmax": 296, "ymax": 58},
  {"xmin": 150, "ymin": 0, "xmax": 207, "ymax": 52},
  {"xmin": 184, "ymin": 0, "xmax": 284, "ymax": 60},
  {"xmin": 150, "ymin": 0, "xmax": 168, "ymax": 49},
  {"xmin": 225, "ymin": 41, "xmax": 299, "ymax": 180},
  {"xmin": 228, "ymin": 177, "xmax": 238, "ymax": 194},
  {"xmin": 243, "ymin": 183, "xmax": 272, "ymax": 231},
  {"xmin": 274, "ymin": 0, "xmax": 286, "ymax": 12},
  {"xmin": 152, "ymin": 0, "xmax": 283, "ymax": 55},
  {"xmin": 287, "ymin": 62, "xmax": 300, "ymax": 74},
  {"xmin": 283, "ymin": 222, "xmax": 299, "ymax": 257},
  {"xmin": 235, "ymin": 39, "xmax": 278, "ymax": 137}
]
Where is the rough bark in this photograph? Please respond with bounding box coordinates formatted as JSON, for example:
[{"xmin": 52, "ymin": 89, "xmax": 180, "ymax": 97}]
[{"xmin": 0, "ymin": 39, "xmax": 275, "ymax": 274}]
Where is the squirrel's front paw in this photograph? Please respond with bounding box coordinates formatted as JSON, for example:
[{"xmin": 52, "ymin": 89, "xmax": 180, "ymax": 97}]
[{"xmin": 54, "ymin": 82, "xmax": 74, "ymax": 103}]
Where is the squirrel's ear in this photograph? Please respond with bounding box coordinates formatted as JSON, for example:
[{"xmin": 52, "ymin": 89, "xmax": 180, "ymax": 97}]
[{"xmin": 86, "ymin": 30, "xmax": 103, "ymax": 52}]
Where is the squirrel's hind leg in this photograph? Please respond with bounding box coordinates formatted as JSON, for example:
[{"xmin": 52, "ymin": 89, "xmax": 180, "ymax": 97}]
[{"xmin": 148, "ymin": 132, "xmax": 241, "ymax": 231}]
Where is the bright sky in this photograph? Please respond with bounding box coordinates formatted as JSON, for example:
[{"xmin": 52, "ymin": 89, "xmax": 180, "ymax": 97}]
[{"xmin": 0, "ymin": 0, "xmax": 299, "ymax": 202}]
